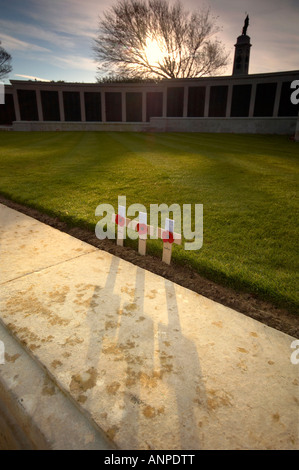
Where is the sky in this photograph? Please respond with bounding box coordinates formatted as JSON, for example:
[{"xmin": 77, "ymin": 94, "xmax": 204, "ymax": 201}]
[{"xmin": 0, "ymin": 0, "xmax": 298, "ymax": 83}]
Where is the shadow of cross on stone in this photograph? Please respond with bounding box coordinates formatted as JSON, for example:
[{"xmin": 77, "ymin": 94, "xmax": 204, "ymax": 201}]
[
  {"xmin": 70, "ymin": 254, "xmax": 207, "ymax": 449},
  {"xmin": 113, "ymin": 268, "xmax": 206, "ymax": 449},
  {"xmin": 76, "ymin": 257, "xmax": 156, "ymax": 447},
  {"xmin": 69, "ymin": 255, "xmax": 123, "ymax": 414},
  {"xmin": 157, "ymin": 279, "xmax": 207, "ymax": 449}
]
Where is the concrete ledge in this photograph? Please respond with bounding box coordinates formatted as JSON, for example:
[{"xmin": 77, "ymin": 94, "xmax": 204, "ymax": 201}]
[
  {"xmin": 12, "ymin": 121, "xmax": 150, "ymax": 132},
  {"xmin": 0, "ymin": 322, "xmax": 116, "ymax": 450},
  {"xmin": 150, "ymin": 117, "xmax": 298, "ymax": 134},
  {"xmin": 11, "ymin": 117, "xmax": 297, "ymax": 134}
]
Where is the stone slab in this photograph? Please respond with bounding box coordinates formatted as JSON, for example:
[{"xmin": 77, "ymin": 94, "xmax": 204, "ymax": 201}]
[
  {"xmin": 0, "ymin": 204, "xmax": 298, "ymax": 449},
  {"xmin": 150, "ymin": 117, "xmax": 297, "ymax": 135},
  {"xmin": 12, "ymin": 122, "xmax": 150, "ymax": 132},
  {"xmin": 0, "ymin": 322, "xmax": 115, "ymax": 450},
  {"xmin": 11, "ymin": 117, "xmax": 298, "ymax": 135},
  {"xmin": 0, "ymin": 204, "xmax": 96, "ymax": 284}
]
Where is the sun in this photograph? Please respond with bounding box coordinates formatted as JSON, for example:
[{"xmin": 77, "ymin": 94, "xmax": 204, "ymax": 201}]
[{"xmin": 144, "ymin": 37, "xmax": 165, "ymax": 66}]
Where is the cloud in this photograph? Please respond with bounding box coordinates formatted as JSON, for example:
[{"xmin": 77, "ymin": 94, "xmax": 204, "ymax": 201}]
[
  {"xmin": 52, "ymin": 55, "xmax": 96, "ymax": 72},
  {"xmin": 0, "ymin": 19, "xmax": 76, "ymax": 50},
  {"xmin": 14, "ymin": 74, "xmax": 51, "ymax": 81},
  {"xmin": 0, "ymin": 33, "xmax": 51, "ymax": 53},
  {"xmin": 26, "ymin": 0, "xmax": 104, "ymax": 37}
]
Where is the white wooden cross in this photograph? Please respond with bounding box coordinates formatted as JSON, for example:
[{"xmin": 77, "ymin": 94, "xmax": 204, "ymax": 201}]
[
  {"xmin": 113, "ymin": 211, "xmax": 181, "ymax": 265},
  {"xmin": 116, "ymin": 205, "xmax": 126, "ymax": 247},
  {"xmin": 159, "ymin": 218, "xmax": 182, "ymax": 264}
]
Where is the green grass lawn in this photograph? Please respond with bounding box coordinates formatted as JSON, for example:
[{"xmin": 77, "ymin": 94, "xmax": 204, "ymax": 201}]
[{"xmin": 0, "ymin": 131, "xmax": 298, "ymax": 312}]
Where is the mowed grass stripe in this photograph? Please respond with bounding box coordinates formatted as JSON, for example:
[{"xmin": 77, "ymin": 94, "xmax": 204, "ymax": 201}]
[{"xmin": 0, "ymin": 131, "xmax": 298, "ymax": 312}]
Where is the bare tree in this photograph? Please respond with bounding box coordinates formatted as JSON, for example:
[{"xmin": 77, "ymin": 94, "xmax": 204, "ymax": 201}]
[
  {"xmin": 94, "ymin": 0, "xmax": 229, "ymax": 80},
  {"xmin": 0, "ymin": 41, "xmax": 12, "ymax": 79}
]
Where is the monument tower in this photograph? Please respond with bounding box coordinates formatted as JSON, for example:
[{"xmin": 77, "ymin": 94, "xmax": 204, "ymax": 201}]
[{"xmin": 232, "ymin": 15, "xmax": 252, "ymax": 75}]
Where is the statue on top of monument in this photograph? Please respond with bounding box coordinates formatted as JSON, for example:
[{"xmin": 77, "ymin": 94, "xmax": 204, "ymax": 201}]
[{"xmin": 242, "ymin": 14, "xmax": 249, "ymax": 36}]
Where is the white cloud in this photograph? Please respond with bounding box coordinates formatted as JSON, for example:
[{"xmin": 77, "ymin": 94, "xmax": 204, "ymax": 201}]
[
  {"xmin": 27, "ymin": 0, "xmax": 104, "ymax": 37},
  {"xmin": 26, "ymin": 52, "xmax": 97, "ymax": 75},
  {"xmin": 14, "ymin": 74, "xmax": 51, "ymax": 81},
  {"xmin": 0, "ymin": 33, "xmax": 51, "ymax": 53},
  {"xmin": 52, "ymin": 55, "xmax": 96, "ymax": 72},
  {"xmin": 0, "ymin": 19, "xmax": 76, "ymax": 50}
]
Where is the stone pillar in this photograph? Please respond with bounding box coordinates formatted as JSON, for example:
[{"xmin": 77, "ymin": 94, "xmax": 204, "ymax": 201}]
[
  {"xmin": 273, "ymin": 81, "xmax": 282, "ymax": 117},
  {"xmin": 80, "ymin": 91, "xmax": 86, "ymax": 122},
  {"xmin": 248, "ymin": 82, "xmax": 257, "ymax": 117},
  {"xmin": 183, "ymin": 86, "xmax": 188, "ymax": 117},
  {"xmin": 233, "ymin": 34, "xmax": 252, "ymax": 75},
  {"xmin": 101, "ymin": 92, "xmax": 106, "ymax": 122},
  {"xmin": 36, "ymin": 89, "xmax": 43, "ymax": 121},
  {"xmin": 226, "ymin": 84, "xmax": 233, "ymax": 117},
  {"xmin": 163, "ymin": 87, "xmax": 167, "ymax": 117},
  {"xmin": 58, "ymin": 90, "xmax": 65, "ymax": 121},
  {"xmin": 204, "ymin": 86, "xmax": 210, "ymax": 117},
  {"xmin": 12, "ymin": 89, "xmax": 21, "ymax": 121},
  {"xmin": 142, "ymin": 91, "xmax": 147, "ymax": 122},
  {"xmin": 122, "ymin": 91, "xmax": 126, "ymax": 122}
]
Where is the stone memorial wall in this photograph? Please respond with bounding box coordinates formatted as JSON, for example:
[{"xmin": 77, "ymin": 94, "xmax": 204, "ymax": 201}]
[{"xmin": 1, "ymin": 71, "xmax": 298, "ymax": 134}]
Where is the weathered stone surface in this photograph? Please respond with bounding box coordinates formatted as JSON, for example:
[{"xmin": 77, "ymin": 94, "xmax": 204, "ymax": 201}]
[
  {"xmin": 0, "ymin": 205, "xmax": 96, "ymax": 284},
  {"xmin": 0, "ymin": 204, "xmax": 298, "ymax": 449},
  {"xmin": 0, "ymin": 322, "xmax": 115, "ymax": 450}
]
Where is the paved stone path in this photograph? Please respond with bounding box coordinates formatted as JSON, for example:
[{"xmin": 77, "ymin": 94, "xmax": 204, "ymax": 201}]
[{"xmin": 0, "ymin": 204, "xmax": 298, "ymax": 449}]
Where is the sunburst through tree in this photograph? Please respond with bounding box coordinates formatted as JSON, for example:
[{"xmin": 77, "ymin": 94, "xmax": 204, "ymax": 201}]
[{"xmin": 94, "ymin": 0, "xmax": 229, "ymax": 80}]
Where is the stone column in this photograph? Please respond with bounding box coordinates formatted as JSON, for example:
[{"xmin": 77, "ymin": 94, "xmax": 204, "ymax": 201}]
[
  {"xmin": 248, "ymin": 82, "xmax": 257, "ymax": 117},
  {"xmin": 13, "ymin": 89, "xmax": 21, "ymax": 121},
  {"xmin": 80, "ymin": 91, "xmax": 86, "ymax": 122},
  {"xmin": 163, "ymin": 87, "xmax": 167, "ymax": 117},
  {"xmin": 101, "ymin": 92, "xmax": 106, "ymax": 122},
  {"xmin": 273, "ymin": 81, "xmax": 282, "ymax": 117},
  {"xmin": 142, "ymin": 91, "xmax": 147, "ymax": 122},
  {"xmin": 58, "ymin": 90, "xmax": 65, "ymax": 121},
  {"xmin": 232, "ymin": 34, "xmax": 252, "ymax": 76},
  {"xmin": 36, "ymin": 89, "xmax": 43, "ymax": 121},
  {"xmin": 122, "ymin": 91, "xmax": 126, "ymax": 122},
  {"xmin": 183, "ymin": 86, "xmax": 188, "ymax": 117},
  {"xmin": 204, "ymin": 86, "xmax": 210, "ymax": 117},
  {"xmin": 226, "ymin": 84, "xmax": 233, "ymax": 118}
]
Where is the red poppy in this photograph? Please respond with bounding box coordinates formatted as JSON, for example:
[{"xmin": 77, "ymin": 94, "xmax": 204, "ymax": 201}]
[
  {"xmin": 115, "ymin": 214, "xmax": 125, "ymax": 227},
  {"xmin": 136, "ymin": 223, "xmax": 147, "ymax": 235},
  {"xmin": 162, "ymin": 230, "xmax": 174, "ymax": 244}
]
